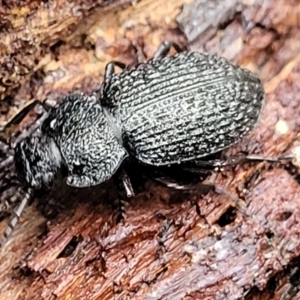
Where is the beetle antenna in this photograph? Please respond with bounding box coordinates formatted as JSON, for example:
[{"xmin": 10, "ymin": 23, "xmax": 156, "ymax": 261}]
[{"xmin": 0, "ymin": 188, "xmax": 33, "ymax": 248}]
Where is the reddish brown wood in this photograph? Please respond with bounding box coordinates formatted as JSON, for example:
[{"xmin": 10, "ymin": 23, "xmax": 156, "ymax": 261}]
[{"xmin": 1, "ymin": 0, "xmax": 300, "ymax": 299}]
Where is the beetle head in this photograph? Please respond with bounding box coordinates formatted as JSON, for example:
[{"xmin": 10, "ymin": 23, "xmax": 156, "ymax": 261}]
[{"xmin": 14, "ymin": 135, "xmax": 66, "ymax": 190}]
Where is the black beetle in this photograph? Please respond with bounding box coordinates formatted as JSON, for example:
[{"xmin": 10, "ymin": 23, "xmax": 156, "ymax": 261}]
[{"xmin": 0, "ymin": 41, "xmax": 269, "ymax": 246}]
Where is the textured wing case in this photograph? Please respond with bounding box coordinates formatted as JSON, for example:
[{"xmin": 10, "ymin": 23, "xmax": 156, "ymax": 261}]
[
  {"xmin": 42, "ymin": 93, "xmax": 127, "ymax": 187},
  {"xmin": 102, "ymin": 52, "xmax": 264, "ymax": 166}
]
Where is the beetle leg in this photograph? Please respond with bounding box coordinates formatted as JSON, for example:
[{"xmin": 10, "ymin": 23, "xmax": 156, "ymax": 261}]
[
  {"xmin": 153, "ymin": 176, "xmax": 212, "ymax": 192},
  {"xmin": 153, "ymin": 41, "xmax": 183, "ymax": 59},
  {"xmin": 0, "ymin": 139, "xmax": 14, "ymax": 170},
  {"xmin": 104, "ymin": 61, "xmax": 127, "ymax": 81},
  {"xmin": 119, "ymin": 168, "xmax": 135, "ymax": 198},
  {"xmin": 111, "ymin": 168, "xmax": 133, "ymax": 224},
  {"xmin": 0, "ymin": 155, "xmax": 14, "ymax": 171},
  {"xmin": 143, "ymin": 164, "xmax": 209, "ymax": 191},
  {"xmin": 156, "ymin": 216, "xmax": 172, "ymax": 257},
  {"xmin": 112, "ymin": 198, "xmax": 127, "ymax": 224},
  {"xmin": 244, "ymin": 154, "xmax": 294, "ymax": 163},
  {"xmin": 2, "ymin": 99, "xmax": 51, "ymax": 132},
  {"xmin": 0, "ymin": 188, "xmax": 33, "ymax": 248},
  {"xmin": 101, "ymin": 61, "xmax": 128, "ymax": 100},
  {"xmin": 113, "ymin": 168, "xmax": 135, "ymax": 198},
  {"xmin": 153, "ymin": 173, "xmax": 249, "ymax": 216},
  {"xmin": 10, "ymin": 110, "xmax": 50, "ymax": 148},
  {"xmin": 187, "ymin": 154, "xmax": 293, "ymax": 170},
  {"xmin": 131, "ymin": 40, "xmax": 147, "ymax": 64},
  {"xmin": 1, "ymin": 99, "xmax": 52, "ymax": 146},
  {"xmin": 225, "ymin": 154, "xmax": 293, "ymax": 165}
]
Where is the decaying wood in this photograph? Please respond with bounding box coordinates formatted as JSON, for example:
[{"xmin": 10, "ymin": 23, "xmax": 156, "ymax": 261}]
[{"xmin": 1, "ymin": 0, "xmax": 300, "ymax": 299}]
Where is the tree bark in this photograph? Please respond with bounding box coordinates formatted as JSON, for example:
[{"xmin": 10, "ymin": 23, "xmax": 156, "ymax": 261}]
[{"xmin": 1, "ymin": 0, "xmax": 300, "ymax": 299}]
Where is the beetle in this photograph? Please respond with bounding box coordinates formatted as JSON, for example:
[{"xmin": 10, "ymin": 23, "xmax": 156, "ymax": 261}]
[{"xmin": 0, "ymin": 41, "xmax": 283, "ymax": 246}]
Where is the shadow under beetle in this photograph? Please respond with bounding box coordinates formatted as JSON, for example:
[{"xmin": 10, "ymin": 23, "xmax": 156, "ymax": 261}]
[{"xmin": 0, "ymin": 41, "xmax": 289, "ymax": 247}]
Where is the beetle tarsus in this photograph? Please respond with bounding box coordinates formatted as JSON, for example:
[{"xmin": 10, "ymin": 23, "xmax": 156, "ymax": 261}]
[
  {"xmin": 112, "ymin": 198, "xmax": 127, "ymax": 224},
  {"xmin": 153, "ymin": 41, "xmax": 183, "ymax": 59},
  {"xmin": 189, "ymin": 154, "xmax": 294, "ymax": 170},
  {"xmin": 104, "ymin": 61, "xmax": 127, "ymax": 81},
  {"xmin": 0, "ymin": 188, "xmax": 33, "ymax": 248}
]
